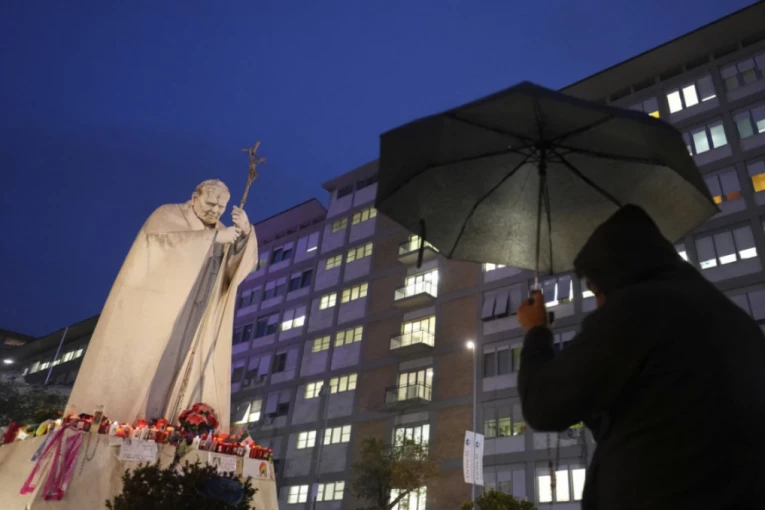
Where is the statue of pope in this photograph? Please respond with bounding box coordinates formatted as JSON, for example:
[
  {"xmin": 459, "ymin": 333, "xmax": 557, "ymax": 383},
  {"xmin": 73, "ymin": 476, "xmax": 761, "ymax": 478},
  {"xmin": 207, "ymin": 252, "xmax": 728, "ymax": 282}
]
[{"xmin": 67, "ymin": 179, "xmax": 258, "ymax": 430}]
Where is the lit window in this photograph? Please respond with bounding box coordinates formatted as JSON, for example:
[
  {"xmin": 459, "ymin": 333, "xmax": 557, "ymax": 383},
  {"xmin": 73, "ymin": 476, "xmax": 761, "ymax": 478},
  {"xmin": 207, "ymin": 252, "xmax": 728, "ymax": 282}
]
[
  {"xmin": 39, "ymin": 362, "xmax": 50, "ymax": 370},
  {"xmin": 398, "ymin": 316, "xmax": 435, "ymax": 347},
  {"xmin": 319, "ymin": 293, "xmax": 337, "ymax": 310},
  {"xmin": 332, "ymin": 218, "xmax": 348, "ymax": 233},
  {"xmin": 248, "ymin": 399, "xmax": 262, "ymax": 423},
  {"xmin": 683, "ymin": 120, "xmax": 728, "ymax": 155},
  {"xmin": 335, "ymin": 326, "xmax": 363, "ymax": 347},
  {"xmin": 351, "ymin": 207, "xmax": 377, "ymax": 225},
  {"xmin": 316, "ymin": 481, "xmax": 345, "ymax": 502},
  {"xmin": 324, "ymin": 425, "xmax": 352, "ymax": 445},
  {"xmin": 695, "ymin": 225, "xmax": 758, "ymax": 269},
  {"xmin": 329, "ymin": 373, "xmax": 357, "ymax": 393},
  {"xmin": 666, "ymin": 75, "xmax": 716, "ymax": 114},
  {"xmin": 391, "ymin": 487, "xmax": 426, "ymax": 510},
  {"xmin": 397, "ymin": 368, "xmax": 433, "ymax": 401},
  {"xmin": 325, "ymin": 254, "xmax": 343, "ymax": 270},
  {"xmin": 394, "ymin": 424, "xmax": 430, "ymax": 447},
  {"xmin": 297, "ymin": 431, "xmax": 317, "ymax": 449},
  {"xmin": 535, "ymin": 275, "xmax": 573, "ymax": 307},
  {"xmin": 347, "ymin": 242, "xmax": 373, "ymax": 262},
  {"xmin": 675, "ymin": 244, "xmax": 688, "ymax": 262},
  {"xmin": 287, "ymin": 485, "xmax": 309, "ymax": 504},
  {"xmin": 721, "ymin": 52, "xmax": 765, "ymax": 92},
  {"xmin": 29, "ymin": 362, "xmax": 40, "ymax": 373},
  {"xmin": 341, "ymin": 283, "xmax": 368, "ymax": 303},
  {"xmin": 305, "ymin": 381, "xmax": 324, "ymax": 399},
  {"xmin": 75, "ymin": 349, "xmax": 84, "ymax": 358},
  {"xmin": 312, "ymin": 335, "xmax": 331, "ymax": 352},
  {"xmin": 537, "ymin": 466, "xmax": 585, "ymax": 503},
  {"xmin": 398, "ymin": 270, "xmax": 439, "ymax": 299},
  {"xmin": 484, "ymin": 262, "xmax": 506, "ymax": 272},
  {"xmin": 281, "ymin": 305, "xmax": 307, "ymax": 331},
  {"xmin": 704, "ymin": 170, "xmax": 741, "ymax": 205},
  {"xmin": 747, "ymin": 159, "xmax": 765, "ymax": 193}
]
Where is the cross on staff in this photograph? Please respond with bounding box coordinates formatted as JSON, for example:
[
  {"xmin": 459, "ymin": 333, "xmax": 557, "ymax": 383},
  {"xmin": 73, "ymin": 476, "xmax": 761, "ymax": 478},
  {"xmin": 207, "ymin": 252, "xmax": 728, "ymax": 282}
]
[{"xmin": 239, "ymin": 141, "xmax": 266, "ymax": 208}]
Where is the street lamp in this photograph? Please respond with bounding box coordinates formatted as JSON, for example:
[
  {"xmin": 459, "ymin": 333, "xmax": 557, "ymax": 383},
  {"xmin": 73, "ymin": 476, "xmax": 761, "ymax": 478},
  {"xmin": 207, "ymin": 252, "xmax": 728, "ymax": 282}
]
[
  {"xmin": 2, "ymin": 359, "xmax": 13, "ymax": 365},
  {"xmin": 466, "ymin": 340, "xmax": 477, "ymax": 501}
]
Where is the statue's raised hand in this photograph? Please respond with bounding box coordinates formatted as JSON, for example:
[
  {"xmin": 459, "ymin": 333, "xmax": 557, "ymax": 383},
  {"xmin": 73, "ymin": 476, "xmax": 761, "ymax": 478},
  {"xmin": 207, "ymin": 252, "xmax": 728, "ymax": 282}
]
[
  {"xmin": 231, "ymin": 206, "xmax": 252, "ymax": 236},
  {"xmin": 216, "ymin": 226, "xmax": 242, "ymax": 245}
]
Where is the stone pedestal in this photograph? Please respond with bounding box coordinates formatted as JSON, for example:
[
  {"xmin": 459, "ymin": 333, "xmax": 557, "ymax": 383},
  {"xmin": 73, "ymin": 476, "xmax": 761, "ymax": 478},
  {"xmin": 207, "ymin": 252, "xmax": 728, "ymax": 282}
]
[{"xmin": 0, "ymin": 431, "xmax": 279, "ymax": 509}]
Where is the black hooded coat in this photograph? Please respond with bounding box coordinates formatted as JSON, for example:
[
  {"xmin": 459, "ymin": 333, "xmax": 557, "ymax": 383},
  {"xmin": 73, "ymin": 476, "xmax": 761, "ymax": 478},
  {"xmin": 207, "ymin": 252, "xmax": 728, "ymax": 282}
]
[{"xmin": 519, "ymin": 205, "xmax": 765, "ymax": 509}]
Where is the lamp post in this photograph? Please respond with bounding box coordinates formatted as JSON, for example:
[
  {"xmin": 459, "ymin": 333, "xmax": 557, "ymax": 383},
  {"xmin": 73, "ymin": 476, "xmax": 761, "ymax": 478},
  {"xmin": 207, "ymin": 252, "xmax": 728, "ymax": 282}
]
[
  {"xmin": 312, "ymin": 382, "xmax": 331, "ymax": 510},
  {"xmin": 466, "ymin": 340, "xmax": 477, "ymax": 502}
]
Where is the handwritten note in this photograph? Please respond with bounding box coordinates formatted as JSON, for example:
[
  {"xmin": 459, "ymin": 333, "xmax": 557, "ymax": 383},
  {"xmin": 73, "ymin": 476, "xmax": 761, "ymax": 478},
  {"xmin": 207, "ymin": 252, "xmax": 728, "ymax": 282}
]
[
  {"xmin": 243, "ymin": 458, "xmax": 272, "ymax": 480},
  {"xmin": 119, "ymin": 439, "xmax": 158, "ymax": 462},
  {"xmin": 208, "ymin": 452, "xmax": 237, "ymax": 474}
]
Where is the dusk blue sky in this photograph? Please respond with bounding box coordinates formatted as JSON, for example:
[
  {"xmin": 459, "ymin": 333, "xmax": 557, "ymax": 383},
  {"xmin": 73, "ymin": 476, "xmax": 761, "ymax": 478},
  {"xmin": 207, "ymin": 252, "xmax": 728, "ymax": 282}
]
[{"xmin": 0, "ymin": 0, "xmax": 755, "ymax": 336}]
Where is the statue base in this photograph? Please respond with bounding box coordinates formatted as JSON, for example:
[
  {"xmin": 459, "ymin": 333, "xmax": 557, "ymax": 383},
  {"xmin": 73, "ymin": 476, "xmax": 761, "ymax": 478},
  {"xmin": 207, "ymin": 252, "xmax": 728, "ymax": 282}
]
[{"xmin": 0, "ymin": 431, "xmax": 279, "ymax": 509}]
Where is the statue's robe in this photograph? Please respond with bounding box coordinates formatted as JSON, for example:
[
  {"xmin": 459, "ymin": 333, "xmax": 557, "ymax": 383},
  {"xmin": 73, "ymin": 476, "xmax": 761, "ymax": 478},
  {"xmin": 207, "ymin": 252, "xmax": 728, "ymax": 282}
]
[{"xmin": 67, "ymin": 201, "xmax": 258, "ymax": 430}]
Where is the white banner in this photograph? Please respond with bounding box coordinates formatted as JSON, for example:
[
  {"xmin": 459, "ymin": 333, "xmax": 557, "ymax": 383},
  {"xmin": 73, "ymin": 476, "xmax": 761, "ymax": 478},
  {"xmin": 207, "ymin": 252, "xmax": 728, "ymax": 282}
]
[
  {"xmin": 463, "ymin": 431, "xmax": 475, "ymax": 484},
  {"xmin": 119, "ymin": 439, "xmax": 158, "ymax": 463},
  {"xmin": 208, "ymin": 452, "xmax": 237, "ymax": 474},
  {"xmin": 473, "ymin": 432, "xmax": 484, "ymax": 486}
]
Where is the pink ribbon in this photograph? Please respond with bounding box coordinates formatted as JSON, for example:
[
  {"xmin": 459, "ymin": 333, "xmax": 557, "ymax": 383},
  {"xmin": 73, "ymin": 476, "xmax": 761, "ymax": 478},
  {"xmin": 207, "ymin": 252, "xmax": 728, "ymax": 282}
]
[{"xmin": 20, "ymin": 425, "xmax": 84, "ymax": 501}]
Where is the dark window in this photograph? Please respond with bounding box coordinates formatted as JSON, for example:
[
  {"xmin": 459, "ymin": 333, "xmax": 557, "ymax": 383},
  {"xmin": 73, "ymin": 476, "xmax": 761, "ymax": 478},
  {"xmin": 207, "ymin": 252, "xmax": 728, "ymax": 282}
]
[
  {"xmin": 271, "ymin": 249, "xmax": 283, "ymax": 263},
  {"xmin": 357, "ymin": 174, "xmax": 378, "ymax": 190},
  {"xmin": 282, "ymin": 248, "xmax": 293, "ymax": 261},
  {"xmin": 275, "ymin": 279, "xmax": 286, "ymax": 296},
  {"xmin": 231, "ymin": 366, "xmax": 245, "ymax": 383},
  {"xmin": 233, "ymin": 328, "xmax": 244, "ymax": 344},
  {"xmin": 263, "ymin": 285, "xmax": 276, "ymax": 300},
  {"xmin": 483, "ymin": 352, "xmax": 497, "ymax": 377},
  {"xmin": 234, "ymin": 324, "xmax": 253, "ymax": 345},
  {"xmin": 301, "ymin": 269, "xmax": 313, "ymax": 288},
  {"xmin": 497, "ymin": 349, "xmax": 510, "ymax": 375},
  {"xmin": 337, "ymin": 185, "xmax": 353, "ymax": 198},
  {"xmin": 275, "ymin": 402, "xmax": 290, "ymax": 416},
  {"xmin": 288, "ymin": 276, "xmax": 302, "ymax": 292},
  {"xmin": 254, "ymin": 316, "xmax": 276, "ymax": 338},
  {"xmin": 246, "ymin": 366, "xmax": 259, "ymax": 381},
  {"xmin": 273, "ymin": 353, "xmax": 287, "ymax": 373}
]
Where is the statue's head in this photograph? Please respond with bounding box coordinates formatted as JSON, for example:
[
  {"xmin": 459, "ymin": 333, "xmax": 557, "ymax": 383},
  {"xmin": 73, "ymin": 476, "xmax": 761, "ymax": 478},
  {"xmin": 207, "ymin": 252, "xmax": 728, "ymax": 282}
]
[{"xmin": 191, "ymin": 179, "xmax": 231, "ymax": 226}]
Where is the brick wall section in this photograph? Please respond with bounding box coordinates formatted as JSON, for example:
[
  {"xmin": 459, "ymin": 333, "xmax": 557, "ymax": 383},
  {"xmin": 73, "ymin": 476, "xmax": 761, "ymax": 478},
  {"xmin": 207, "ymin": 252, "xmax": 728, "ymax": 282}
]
[
  {"xmin": 428, "ymin": 468, "xmax": 471, "ymax": 510},
  {"xmin": 356, "ymin": 364, "xmax": 394, "ymax": 412},
  {"xmin": 363, "ymin": 316, "xmax": 400, "ymax": 363},
  {"xmin": 440, "ymin": 259, "xmax": 480, "ymax": 295},
  {"xmin": 371, "ymin": 229, "xmax": 408, "ymax": 272},
  {"xmin": 435, "ymin": 350, "xmax": 473, "ymax": 400},
  {"xmin": 437, "ymin": 295, "xmax": 478, "ymax": 348},
  {"xmin": 367, "ymin": 273, "xmax": 402, "ymax": 315},
  {"xmin": 432, "ymin": 404, "xmax": 472, "ymax": 461}
]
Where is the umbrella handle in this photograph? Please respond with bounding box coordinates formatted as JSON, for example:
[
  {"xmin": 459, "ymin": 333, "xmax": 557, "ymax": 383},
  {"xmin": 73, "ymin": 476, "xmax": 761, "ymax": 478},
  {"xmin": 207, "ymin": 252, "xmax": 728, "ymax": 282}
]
[{"xmin": 527, "ymin": 291, "xmax": 556, "ymax": 326}]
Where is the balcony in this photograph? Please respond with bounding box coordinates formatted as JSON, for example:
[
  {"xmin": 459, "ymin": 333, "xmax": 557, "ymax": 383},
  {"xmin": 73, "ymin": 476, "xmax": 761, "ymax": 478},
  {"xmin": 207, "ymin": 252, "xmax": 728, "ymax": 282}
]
[
  {"xmin": 394, "ymin": 281, "xmax": 437, "ymax": 308},
  {"xmin": 398, "ymin": 239, "xmax": 438, "ymax": 265},
  {"xmin": 390, "ymin": 330, "xmax": 435, "ymax": 356},
  {"xmin": 384, "ymin": 382, "xmax": 432, "ymax": 410}
]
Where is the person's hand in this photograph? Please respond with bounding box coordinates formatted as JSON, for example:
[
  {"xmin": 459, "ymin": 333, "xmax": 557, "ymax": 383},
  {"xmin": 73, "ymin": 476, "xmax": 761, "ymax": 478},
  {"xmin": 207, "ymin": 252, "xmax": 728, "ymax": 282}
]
[
  {"xmin": 216, "ymin": 226, "xmax": 242, "ymax": 245},
  {"xmin": 231, "ymin": 206, "xmax": 251, "ymax": 236},
  {"xmin": 517, "ymin": 290, "xmax": 548, "ymax": 331}
]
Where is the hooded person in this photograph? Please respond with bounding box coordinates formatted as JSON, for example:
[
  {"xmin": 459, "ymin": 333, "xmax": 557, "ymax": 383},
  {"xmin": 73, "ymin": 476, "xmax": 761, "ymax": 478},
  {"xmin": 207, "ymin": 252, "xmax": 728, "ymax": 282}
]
[{"xmin": 516, "ymin": 205, "xmax": 765, "ymax": 510}]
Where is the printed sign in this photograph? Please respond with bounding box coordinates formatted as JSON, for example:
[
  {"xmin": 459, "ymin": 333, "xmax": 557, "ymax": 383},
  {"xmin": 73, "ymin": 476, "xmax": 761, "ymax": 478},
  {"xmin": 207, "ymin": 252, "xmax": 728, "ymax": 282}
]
[
  {"xmin": 243, "ymin": 458, "xmax": 273, "ymax": 480},
  {"xmin": 208, "ymin": 452, "xmax": 238, "ymax": 474},
  {"xmin": 463, "ymin": 431, "xmax": 474, "ymax": 484},
  {"xmin": 119, "ymin": 439, "xmax": 158, "ymax": 463},
  {"xmin": 473, "ymin": 432, "xmax": 484, "ymax": 486}
]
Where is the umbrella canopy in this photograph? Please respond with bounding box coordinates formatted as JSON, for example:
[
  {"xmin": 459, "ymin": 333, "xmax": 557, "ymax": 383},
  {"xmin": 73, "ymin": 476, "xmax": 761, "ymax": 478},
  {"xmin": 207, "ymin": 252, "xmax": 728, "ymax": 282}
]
[{"xmin": 376, "ymin": 81, "xmax": 717, "ymax": 274}]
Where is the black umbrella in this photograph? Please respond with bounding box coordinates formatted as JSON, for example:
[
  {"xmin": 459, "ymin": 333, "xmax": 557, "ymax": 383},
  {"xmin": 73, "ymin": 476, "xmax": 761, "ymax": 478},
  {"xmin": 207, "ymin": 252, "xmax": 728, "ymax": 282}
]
[{"xmin": 375, "ymin": 81, "xmax": 717, "ymax": 279}]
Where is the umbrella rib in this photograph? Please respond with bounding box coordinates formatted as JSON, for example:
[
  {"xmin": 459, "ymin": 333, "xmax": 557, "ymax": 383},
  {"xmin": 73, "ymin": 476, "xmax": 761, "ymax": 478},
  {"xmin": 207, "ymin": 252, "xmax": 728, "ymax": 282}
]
[
  {"xmin": 551, "ymin": 115, "xmax": 613, "ymax": 144},
  {"xmin": 554, "ymin": 150, "xmax": 622, "ymax": 207},
  {"xmin": 448, "ymin": 151, "xmax": 536, "ymax": 259},
  {"xmin": 554, "ymin": 144, "xmax": 663, "ymax": 166},
  {"xmin": 446, "ymin": 113, "xmax": 537, "ymax": 146}
]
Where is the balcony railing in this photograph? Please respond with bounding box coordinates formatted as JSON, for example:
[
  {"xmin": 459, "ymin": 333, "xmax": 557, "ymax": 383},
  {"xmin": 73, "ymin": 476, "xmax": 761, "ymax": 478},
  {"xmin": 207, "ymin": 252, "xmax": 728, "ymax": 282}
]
[
  {"xmin": 397, "ymin": 239, "xmax": 438, "ymax": 265},
  {"xmin": 390, "ymin": 330, "xmax": 435, "ymax": 351},
  {"xmin": 385, "ymin": 382, "xmax": 432, "ymax": 406},
  {"xmin": 394, "ymin": 281, "xmax": 438, "ymax": 301}
]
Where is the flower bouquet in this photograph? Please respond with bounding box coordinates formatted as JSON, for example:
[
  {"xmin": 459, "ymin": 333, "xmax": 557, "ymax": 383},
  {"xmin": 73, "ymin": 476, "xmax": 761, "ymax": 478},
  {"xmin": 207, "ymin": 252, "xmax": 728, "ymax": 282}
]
[{"xmin": 178, "ymin": 402, "xmax": 219, "ymax": 435}]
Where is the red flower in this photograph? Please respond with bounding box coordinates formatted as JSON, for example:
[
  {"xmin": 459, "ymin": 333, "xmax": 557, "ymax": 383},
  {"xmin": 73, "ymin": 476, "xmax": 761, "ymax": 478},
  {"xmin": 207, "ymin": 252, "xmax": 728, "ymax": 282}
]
[{"xmin": 186, "ymin": 415, "xmax": 205, "ymax": 425}]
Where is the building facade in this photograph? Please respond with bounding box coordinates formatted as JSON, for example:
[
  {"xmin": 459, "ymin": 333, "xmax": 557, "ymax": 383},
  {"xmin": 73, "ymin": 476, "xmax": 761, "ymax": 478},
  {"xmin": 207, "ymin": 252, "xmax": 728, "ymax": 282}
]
[
  {"xmin": 231, "ymin": 4, "xmax": 765, "ymax": 509},
  {"xmin": 4, "ymin": 4, "xmax": 765, "ymax": 509}
]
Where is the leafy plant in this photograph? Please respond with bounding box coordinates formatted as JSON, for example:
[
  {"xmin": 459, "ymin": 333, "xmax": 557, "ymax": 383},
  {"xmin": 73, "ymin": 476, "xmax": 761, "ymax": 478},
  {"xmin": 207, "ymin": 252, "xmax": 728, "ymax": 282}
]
[
  {"xmin": 105, "ymin": 460, "xmax": 256, "ymax": 510},
  {"xmin": 461, "ymin": 489, "xmax": 538, "ymax": 510},
  {"xmin": 351, "ymin": 437, "xmax": 438, "ymax": 510},
  {"xmin": 0, "ymin": 381, "xmax": 67, "ymax": 427}
]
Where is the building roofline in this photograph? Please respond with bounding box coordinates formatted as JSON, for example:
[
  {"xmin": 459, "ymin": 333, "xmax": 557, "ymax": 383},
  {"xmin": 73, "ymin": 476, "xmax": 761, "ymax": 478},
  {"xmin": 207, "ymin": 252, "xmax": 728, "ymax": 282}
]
[
  {"xmin": 561, "ymin": 1, "xmax": 765, "ymax": 97},
  {"xmin": 2, "ymin": 315, "xmax": 100, "ymax": 364},
  {"xmin": 322, "ymin": 160, "xmax": 379, "ymax": 192},
  {"xmin": 254, "ymin": 198, "xmax": 327, "ymax": 226}
]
